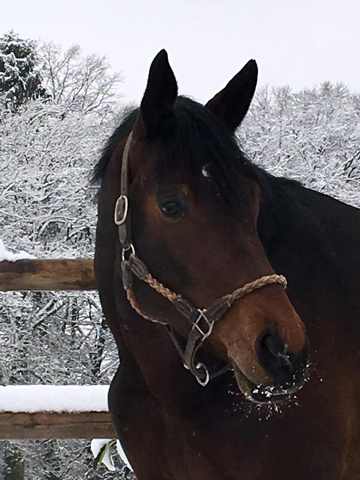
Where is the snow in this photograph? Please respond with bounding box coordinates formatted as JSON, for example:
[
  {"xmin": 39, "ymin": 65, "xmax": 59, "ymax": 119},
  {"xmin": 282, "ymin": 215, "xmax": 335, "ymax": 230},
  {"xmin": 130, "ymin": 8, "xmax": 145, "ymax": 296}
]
[
  {"xmin": 116, "ymin": 439, "xmax": 134, "ymax": 471},
  {"xmin": 201, "ymin": 164, "xmax": 211, "ymax": 178},
  {"xmin": 90, "ymin": 438, "xmax": 134, "ymax": 472},
  {"xmin": 91, "ymin": 439, "xmax": 116, "ymax": 471},
  {"xmin": 0, "ymin": 385, "xmax": 109, "ymax": 413},
  {"xmin": 0, "ymin": 239, "xmax": 35, "ymax": 262}
]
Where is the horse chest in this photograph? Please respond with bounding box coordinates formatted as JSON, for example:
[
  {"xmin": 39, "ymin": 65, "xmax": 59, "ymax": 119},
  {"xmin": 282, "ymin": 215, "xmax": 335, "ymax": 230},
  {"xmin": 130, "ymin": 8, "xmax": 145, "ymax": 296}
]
[{"xmin": 113, "ymin": 373, "xmax": 360, "ymax": 480}]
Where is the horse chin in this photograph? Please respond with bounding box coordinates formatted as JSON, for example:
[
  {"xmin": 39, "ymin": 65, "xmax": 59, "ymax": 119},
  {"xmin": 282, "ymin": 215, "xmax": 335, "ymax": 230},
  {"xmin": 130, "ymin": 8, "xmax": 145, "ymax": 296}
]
[{"xmin": 231, "ymin": 363, "xmax": 301, "ymax": 405}]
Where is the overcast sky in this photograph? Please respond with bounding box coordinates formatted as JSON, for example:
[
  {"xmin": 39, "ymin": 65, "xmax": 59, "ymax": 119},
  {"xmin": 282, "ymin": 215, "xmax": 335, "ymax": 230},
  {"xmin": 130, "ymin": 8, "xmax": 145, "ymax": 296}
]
[{"xmin": 2, "ymin": 0, "xmax": 360, "ymax": 106}]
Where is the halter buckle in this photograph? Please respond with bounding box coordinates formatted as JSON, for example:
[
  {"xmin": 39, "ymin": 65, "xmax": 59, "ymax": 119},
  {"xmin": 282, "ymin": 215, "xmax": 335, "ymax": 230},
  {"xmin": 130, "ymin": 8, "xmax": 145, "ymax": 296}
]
[
  {"xmin": 192, "ymin": 309, "xmax": 214, "ymax": 340},
  {"xmin": 114, "ymin": 195, "xmax": 129, "ymax": 225}
]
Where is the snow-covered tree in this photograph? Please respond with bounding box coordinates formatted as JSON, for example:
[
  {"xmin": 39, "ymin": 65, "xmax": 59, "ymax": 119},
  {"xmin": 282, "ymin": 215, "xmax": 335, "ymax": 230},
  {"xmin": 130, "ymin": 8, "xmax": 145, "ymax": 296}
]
[
  {"xmin": 38, "ymin": 42, "xmax": 123, "ymax": 120},
  {"xmin": 0, "ymin": 96, "xmax": 121, "ymax": 382},
  {"xmin": 0, "ymin": 96, "xmax": 126, "ymax": 474},
  {"xmin": 0, "ymin": 100, "xmax": 101, "ymax": 256},
  {"xmin": 0, "ymin": 43, "xmax": 129, "ymax": 477},
  {"xmin": 240, "ymin": 82, "xmax": 360, "ymax": 208},
  {"xmin": 0, "ymin": 32, "xmax": 44, "ymax": 111}
]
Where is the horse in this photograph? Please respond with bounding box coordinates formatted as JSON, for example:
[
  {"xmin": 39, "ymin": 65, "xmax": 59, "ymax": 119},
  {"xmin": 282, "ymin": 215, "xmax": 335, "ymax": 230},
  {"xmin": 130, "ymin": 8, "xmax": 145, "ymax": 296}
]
[{"xmin": 94, "ymin": 50, "xmax": 360, "ymax": 479}]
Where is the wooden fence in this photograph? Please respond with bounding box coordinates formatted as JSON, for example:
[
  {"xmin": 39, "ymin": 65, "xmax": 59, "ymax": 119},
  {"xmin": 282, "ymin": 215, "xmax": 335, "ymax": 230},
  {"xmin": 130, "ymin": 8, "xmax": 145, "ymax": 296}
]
[
  {"xmin": 0, "ymin": 258, "xmax": 116, "ymax": 439},
  {"xmin": 0, "ymin": 258, "xmax": 96, "ymax": 291},
  {"xmin": 0, "ymin": 410, "xmax": 115, "ymax": 439}
]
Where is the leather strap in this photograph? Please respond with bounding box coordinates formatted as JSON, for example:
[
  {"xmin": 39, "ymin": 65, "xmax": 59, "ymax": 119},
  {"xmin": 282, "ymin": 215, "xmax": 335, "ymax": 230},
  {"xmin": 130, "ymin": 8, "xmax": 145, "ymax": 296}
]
[{"xmin": 114, "ymin": 132, "xmax": 133, "ymax": 249}]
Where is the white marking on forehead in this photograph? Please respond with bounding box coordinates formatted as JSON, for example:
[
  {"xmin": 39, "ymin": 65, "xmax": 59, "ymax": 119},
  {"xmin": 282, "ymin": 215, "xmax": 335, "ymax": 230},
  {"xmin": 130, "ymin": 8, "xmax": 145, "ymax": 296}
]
[{"xmin": 202, "ymin": 164, "xmax": 211, "ymax": 178}]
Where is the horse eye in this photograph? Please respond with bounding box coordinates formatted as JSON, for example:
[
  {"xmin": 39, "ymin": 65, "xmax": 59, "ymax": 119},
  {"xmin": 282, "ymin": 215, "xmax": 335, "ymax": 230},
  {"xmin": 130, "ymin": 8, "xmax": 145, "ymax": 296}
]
[{"xmin": 160, "ymin": 196, "xmax": 188, "ymax": 218}]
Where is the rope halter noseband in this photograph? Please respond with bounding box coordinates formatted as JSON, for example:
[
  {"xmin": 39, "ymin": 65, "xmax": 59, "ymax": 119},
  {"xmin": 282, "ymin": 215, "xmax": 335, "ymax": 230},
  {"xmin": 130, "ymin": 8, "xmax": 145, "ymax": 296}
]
[{"xmin": 115, "ymin": 131, "xmax": 287, "ymax": 386}]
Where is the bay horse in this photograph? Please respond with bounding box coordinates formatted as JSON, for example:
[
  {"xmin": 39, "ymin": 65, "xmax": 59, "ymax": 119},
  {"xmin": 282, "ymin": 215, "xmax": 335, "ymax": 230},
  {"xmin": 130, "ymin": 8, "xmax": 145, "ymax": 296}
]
[{"xmin": 94, "ymin": 50, "xmax": 360, "ymax": 479}]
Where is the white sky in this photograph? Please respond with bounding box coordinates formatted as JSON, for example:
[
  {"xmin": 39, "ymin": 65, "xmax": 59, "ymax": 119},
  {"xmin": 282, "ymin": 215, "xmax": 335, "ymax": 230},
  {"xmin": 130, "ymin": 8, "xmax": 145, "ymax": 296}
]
[{"xmin": 1, "ymin": 0, "xmax": 360, "ymax": 106}]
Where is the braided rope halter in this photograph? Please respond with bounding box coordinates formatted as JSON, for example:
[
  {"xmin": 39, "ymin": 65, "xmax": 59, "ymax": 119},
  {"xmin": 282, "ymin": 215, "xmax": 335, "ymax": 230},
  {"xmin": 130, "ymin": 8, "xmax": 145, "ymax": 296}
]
[{"xmin": 115, "ymin": 132, "xmax": 287, "ymax": 386}]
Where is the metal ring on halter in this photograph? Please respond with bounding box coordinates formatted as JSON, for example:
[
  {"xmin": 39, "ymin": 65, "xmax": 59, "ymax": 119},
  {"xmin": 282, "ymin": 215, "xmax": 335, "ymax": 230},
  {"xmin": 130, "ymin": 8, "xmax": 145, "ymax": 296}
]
[
  {"xmin": 195, "ymin": 363, "xmax": 210, "ymax": 386},
  {"xmin": 122, "ymin": 243, "xmax": 136, "ymax": 262},
  {"xmin": 114, "ymin": 195, "xmax": 129, "ymax": 225}
]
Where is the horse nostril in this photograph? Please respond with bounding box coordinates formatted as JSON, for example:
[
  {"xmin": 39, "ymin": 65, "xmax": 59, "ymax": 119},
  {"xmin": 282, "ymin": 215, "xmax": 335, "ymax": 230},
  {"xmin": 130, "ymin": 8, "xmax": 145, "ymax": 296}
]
[
  {"xmin": 261, "ymin": 332, "xmax": 291, "ymax": 366},
  {"xmin": 256, "ymin": 330, "xmax": 309, "ymax": 390},
  {"xmin": 256, "ymin": 331, "xmax": 293, "ymax": 378}
]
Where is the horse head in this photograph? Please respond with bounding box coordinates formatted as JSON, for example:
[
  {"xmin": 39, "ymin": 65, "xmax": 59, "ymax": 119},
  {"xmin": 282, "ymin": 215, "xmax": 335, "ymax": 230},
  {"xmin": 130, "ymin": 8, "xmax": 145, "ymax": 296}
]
[{"xmin": 112, "ymin": 50, "xmax": 309, "ymax": 403}]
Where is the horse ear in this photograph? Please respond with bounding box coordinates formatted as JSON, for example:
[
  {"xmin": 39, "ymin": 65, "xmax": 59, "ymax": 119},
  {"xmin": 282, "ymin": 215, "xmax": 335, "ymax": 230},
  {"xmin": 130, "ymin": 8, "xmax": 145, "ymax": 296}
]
[
  {"xmin": 140, "ymin": 50, "xmax": 178, "ymax": 137},
  {"xmin": 205, "ymin": 60, "xmax": 258, "ymax": 131}
]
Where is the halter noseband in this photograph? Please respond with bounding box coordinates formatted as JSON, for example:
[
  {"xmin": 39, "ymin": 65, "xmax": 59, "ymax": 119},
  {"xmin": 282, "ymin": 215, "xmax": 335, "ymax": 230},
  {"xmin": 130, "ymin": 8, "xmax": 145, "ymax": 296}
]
[{"xmin": 115, "ymin": 131, "xmax": 287, "ymax": 386}]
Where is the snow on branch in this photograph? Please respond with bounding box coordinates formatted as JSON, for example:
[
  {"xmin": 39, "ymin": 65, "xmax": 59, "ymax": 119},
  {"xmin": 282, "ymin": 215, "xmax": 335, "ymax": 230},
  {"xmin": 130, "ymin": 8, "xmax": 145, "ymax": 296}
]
[{"xmin": 0, "ymin": 239, "xmax": 35, "ymax": 262}]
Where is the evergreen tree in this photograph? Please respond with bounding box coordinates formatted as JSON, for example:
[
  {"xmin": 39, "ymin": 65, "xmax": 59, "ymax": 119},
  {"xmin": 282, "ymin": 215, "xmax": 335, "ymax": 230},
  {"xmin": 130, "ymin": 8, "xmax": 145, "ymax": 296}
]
[{"xmin": 0, "ymin": 31, "xmax": 44, "ymax": 111}]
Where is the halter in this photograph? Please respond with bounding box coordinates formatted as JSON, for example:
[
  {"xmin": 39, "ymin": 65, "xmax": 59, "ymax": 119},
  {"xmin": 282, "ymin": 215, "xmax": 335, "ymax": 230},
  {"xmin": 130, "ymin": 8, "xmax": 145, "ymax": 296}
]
[{"xmin": 115, "ymin": 131, "xmax": 287, "ymax": 386}]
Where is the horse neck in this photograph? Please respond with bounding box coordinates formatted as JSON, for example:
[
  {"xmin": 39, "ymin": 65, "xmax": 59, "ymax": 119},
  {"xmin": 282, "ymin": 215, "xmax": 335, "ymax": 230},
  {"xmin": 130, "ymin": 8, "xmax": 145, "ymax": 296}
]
[{"xmin": 257, "ymin": 175, "xmax": 360, "ymax": 328}]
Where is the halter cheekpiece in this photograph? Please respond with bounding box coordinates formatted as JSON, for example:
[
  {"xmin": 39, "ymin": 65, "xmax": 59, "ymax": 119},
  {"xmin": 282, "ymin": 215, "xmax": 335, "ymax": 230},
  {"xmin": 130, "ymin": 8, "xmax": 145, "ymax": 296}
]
[{"xmin": 115, "ymin": 131, "xmax": 287, "ymax": 386}]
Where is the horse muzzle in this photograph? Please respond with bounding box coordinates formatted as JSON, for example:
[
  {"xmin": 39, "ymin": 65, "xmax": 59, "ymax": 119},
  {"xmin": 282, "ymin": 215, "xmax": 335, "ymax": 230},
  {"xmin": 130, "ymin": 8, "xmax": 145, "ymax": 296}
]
[{"xmin": 230, "ymin": 331, "xmax": 310, "ymax": 404}]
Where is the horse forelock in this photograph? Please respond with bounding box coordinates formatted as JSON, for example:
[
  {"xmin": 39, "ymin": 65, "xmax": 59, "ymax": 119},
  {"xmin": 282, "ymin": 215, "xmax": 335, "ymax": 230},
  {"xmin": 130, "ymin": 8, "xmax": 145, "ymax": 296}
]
[{"xmin": 155, "ymin": 97, "xmax": 265, "ymax": 204}]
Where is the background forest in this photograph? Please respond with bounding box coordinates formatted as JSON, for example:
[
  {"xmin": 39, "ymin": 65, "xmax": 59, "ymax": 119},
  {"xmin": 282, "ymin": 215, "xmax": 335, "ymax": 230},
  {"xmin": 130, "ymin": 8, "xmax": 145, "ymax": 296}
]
[{"xmin": 0, "ymin": 31, "xmax": 359, "ymax": 479}]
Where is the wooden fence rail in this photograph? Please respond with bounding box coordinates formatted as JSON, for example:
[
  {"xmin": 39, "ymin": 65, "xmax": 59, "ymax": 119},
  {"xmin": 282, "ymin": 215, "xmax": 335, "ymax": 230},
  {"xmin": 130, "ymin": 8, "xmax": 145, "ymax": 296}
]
[
  {"xmin": 0, "ymin": 386, "xmax": 115, "ymax": 440},
  {"xmin": 0, "ymin": 259, "xmax": 96, "ymax": 291},
  {"xmin": 0, "ymin": 411, "xmax": 115, "ymax": 439},
  {"xmin": 0, "ymin": 261, "xmax": 115, "ymax": 440}
]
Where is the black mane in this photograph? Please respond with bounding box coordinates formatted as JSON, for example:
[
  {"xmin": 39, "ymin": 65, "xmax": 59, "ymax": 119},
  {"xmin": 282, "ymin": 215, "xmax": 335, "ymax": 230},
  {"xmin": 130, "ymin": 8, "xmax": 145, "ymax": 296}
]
[
  {"xmin": 92, "ymin": 107, "xmax": 140, "ymax": 183},
  {"xmin": 156, "ymin": 97, "xmax": 267, "ymax": 202},
  {"xmin": 93, "ymin": 96, "xmax": 296, "ymax": 204}
]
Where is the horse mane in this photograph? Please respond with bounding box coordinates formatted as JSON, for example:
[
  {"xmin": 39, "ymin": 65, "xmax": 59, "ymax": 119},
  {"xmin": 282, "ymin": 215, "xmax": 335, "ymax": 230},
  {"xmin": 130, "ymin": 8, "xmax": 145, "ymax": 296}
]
[
  {"xmin": 93, "ymin": 96, "xmax": 298, "ymax": 205},
  {"xmin": 92, "ymin": 107, "xmax": 140, "ymax": 183}
]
